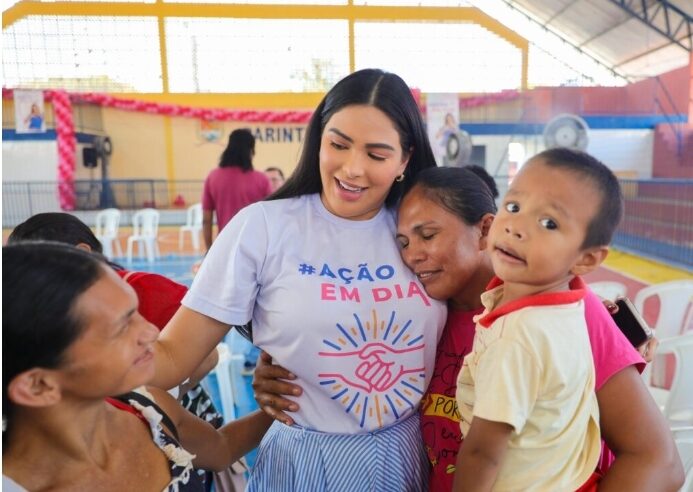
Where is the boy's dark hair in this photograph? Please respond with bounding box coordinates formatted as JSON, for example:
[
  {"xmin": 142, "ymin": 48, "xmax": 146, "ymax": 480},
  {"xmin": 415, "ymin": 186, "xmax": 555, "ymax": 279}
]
[
  {"xmin": 8, "ymin": 212, "xmax": 103, "ymax": 253},
  {"xmin": 268, "ymin": 68, "xmax": 436, "ymax": 208},
  {"xmin": 533, "ymin": 148, "xmax": 623, "ymax": 249},
  {"xmin": 219, "ymin": 129, "xmax": 255, "ymax": 171},
  {"xmin": 465, "ymin": 164, "xmax": 499, "ymax": 199},
  {"xmin": 408, "ymin": 166, "xmax": 497, "ymax": 225}
]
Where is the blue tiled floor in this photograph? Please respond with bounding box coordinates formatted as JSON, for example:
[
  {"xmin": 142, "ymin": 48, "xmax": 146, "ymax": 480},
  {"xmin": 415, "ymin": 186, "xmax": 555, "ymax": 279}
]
[{"xmin": 116, "ymin": 253, "xmax": 202, "ymax": 287}]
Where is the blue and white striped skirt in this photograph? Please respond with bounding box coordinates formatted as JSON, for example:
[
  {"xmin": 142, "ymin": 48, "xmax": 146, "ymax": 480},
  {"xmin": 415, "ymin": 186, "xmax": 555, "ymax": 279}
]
[{"xmin": 246, "ymin": 412, "xmax": 428, "ymax": 491}]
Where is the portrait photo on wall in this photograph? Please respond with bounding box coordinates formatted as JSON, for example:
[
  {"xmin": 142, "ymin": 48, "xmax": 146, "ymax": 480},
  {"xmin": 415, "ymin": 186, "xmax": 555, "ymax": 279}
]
[
  {"xmin": 14, "ymin": 90, "xmax": 46, "ymax": 134},
  {"xmin": 426, "ymin": 93, "xmax": 459, "ymax": 167}
]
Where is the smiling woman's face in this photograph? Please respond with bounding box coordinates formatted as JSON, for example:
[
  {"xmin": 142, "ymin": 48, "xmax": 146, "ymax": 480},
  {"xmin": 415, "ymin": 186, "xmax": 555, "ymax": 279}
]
[
  {"xmin": 396, "ymin": 186, "xmax": 490, "ymax": 304},
  {"xmin": 56, "ymin": 267, "xmax": 159, "ymax": 400},
  {"xmin": 319, "ymin": 104, "xmax": 409, "ymax": 221}
]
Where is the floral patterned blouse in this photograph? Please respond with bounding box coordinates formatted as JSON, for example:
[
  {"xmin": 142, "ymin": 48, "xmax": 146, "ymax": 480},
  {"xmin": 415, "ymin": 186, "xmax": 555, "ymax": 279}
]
[
  {"xmin": 4, "ymin": 388, "xmax": 205, "ymax": 492},
  {"xmin": 107, "ymin": 388, "xmax": 205, "ymax": 492}
]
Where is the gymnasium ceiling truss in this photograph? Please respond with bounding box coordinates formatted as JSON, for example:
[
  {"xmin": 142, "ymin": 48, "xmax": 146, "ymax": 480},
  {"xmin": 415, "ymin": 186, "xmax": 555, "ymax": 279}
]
[
  {"xmin": 506, "ymin": 0, "xmax": 692, "ymax": 80},
  {"xmin": 494, "ymin": 0, "xmax": 628, "ymax": 82},
  {"xmin": 608, "ymin": 0, "xmax": 692, "ymax": 51}
]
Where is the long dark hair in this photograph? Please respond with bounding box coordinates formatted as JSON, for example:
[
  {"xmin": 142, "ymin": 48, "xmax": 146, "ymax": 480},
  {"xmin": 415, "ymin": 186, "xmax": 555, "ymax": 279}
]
[
  {"xmin": 3, "ymin": 242, "xmax": 107, "ymax": 448},
  {"xmin": 219, "ymin": 129, "xmax": 256, "ymax": 171},
  {"xmin": 408, "ymin": 166, "xmax": 497, "ymax": 225},
  {"xmin": 8, "ymin": 212, "xmax": 103, "ymax": 253},
  {"xmin": 268, "ymin": 68, "xmax": 436, "ymax": 208}
]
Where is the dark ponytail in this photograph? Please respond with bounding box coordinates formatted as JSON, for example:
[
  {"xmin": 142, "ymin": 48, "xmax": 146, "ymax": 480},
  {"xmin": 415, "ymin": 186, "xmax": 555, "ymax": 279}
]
[{"xmin": 407, "ymin": 166, "xmax": 497, "ymax": 225}]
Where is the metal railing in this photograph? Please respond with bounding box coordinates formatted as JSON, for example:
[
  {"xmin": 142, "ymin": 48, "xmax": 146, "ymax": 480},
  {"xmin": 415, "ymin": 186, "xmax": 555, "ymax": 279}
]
[
  {"xmin": 3, "ymin": 177, "xmax": 692, "ymax": 269},
  {"xmin": 615, "ymin": 178, "xmax": 693, "ymax": 268},
  {"xmin": 2, "ymin": 179, "xmax": 204, "ymax": 227}
]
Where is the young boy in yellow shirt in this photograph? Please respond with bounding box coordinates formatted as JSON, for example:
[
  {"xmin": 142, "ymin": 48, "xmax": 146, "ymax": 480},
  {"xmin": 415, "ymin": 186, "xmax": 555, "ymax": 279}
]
[{"xmin": 454, "ymin": 148, "xmax": 624, "ymax": 491}]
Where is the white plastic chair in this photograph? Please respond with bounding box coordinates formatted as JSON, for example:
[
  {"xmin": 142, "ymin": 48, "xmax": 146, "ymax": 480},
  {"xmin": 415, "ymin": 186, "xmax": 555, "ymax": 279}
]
[
  {"xmin": 588, "ymin": 281, "xmax": 627, "ymax": 301},
  {"xmin": 178, "ymin": 203, "xmax": 203, "ymax": 251},
  {"xmin": 635, "ymin": 280, "xmax": 693, "ymax": 340},
  {"xmin": 671, "ymin": 426, "xmax": 693, "ymax": 492},
  {"xmin": 645, "ymin": 333, "xmax": 693, "ymax": 427},
  {"xmin": 635, "ymin": 280, "xmax": 693, "ymax": 387},
  {"xmin": 214, "ymin": 343, "xmax": 246, "ymax": 423},
  {"xmin": 126, "ymin": 208, "xmax": 160, "ymax": 263},
  {"xmin": 95, "ymin": 208, "xmax": 122, "ymax": 259}
]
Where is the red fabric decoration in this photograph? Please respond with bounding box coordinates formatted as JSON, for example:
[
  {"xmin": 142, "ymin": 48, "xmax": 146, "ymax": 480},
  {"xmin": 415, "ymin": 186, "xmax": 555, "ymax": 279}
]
[{"xmin": 3, "ymin": 87, "xmax": 316, "ymax": 211}]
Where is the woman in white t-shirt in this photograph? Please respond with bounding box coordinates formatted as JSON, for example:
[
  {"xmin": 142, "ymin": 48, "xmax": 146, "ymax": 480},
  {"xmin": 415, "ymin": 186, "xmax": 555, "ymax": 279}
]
[{"xmin": 150, "ymin": 68, "xmax": 448, "ymax": 491}]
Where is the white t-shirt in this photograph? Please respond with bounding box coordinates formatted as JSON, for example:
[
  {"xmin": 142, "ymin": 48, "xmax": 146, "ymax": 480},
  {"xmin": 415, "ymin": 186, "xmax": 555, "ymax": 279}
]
[
  {"xmin": 184, "ymin": 194, "xmax": 447, "ymax": 433},
  {"xmin": 2, "ymin": 476, "xmax": 27, "ymax": 492},
  {"xmin": 457, "ymin": 282, "xmax": 600, "ymax": 491}
]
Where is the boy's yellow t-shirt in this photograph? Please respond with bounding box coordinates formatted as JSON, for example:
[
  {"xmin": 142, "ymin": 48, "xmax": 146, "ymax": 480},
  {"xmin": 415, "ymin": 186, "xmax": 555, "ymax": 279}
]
[{"xmin": 456, "ymin": 282, "xmax": 601, "ymax": 491}]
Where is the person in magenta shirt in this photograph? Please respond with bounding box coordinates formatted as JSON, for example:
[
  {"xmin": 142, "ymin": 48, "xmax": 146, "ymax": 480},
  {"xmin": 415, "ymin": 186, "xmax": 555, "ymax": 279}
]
[
  {"xmin": 202, "ymin": 129, "xmax": 272, "ymax": 251},
  {"xmin": 253, "ymin": 165, "xmax": 682, "ymax": 491}
]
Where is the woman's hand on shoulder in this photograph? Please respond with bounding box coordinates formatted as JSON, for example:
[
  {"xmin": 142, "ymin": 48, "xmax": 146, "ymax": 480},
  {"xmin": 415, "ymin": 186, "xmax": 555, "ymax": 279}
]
[
  {"xmin": 145, "ymin": 386, "xmax": 229, "ymax": 470},
  {"xmin": 252, "ymin": 351, "xmax": 302, "ymax": 426},
  {"xmin": 146, "ymin": 385, "xmax": 272, "ymax": 472}
]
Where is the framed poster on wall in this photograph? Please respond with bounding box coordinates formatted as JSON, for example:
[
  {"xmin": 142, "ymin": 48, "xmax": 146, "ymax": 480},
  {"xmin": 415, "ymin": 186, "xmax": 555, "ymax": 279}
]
[
  {"xmin": 14, "ymin": 90, "xmax": 46, "ymax": 134},
  {"xmin": 426, "ymin": 93, "xmax": 459, "ymax": 167}
]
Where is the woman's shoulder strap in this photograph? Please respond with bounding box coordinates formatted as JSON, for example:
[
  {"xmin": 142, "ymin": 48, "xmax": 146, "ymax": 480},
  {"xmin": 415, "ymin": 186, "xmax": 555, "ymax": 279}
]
[{"xmin": 112, "ymin": 391, "xmax": 179, "ymax": 441}]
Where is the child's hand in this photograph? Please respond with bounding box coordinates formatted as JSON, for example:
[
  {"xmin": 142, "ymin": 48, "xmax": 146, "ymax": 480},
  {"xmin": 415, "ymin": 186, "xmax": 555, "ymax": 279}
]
[
  {"xmin": 602, "ymin": 299, "xmax": 618, "ymax": 314},
  {"xmin": 637, "ymin": 336, "xmax": 659, "ymax": 363},
  {"xmin": 602, "ymin": 299, "xmax": 658, "ymax": 362}
]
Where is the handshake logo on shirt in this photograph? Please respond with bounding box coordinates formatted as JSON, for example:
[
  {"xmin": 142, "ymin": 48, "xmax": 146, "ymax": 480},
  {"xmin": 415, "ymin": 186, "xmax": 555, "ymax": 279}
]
[{"xmin": 319, "ymin": 342, "xmax": 425, "ymax": 394}]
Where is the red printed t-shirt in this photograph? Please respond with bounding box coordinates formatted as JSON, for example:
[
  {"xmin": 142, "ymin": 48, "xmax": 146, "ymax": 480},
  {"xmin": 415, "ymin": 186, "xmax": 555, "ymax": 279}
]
[
  {"xmin": 116, "ymin": 270, "xmax": 187, "ymax": 330},
  {"xmin": 420, "ymin": 277, "xmax": 645, "ymax": 492},
  {"xmin": 202, "ymin": 167, "xmax": 271, "ymax": 232},
  {"xmin": 420, "ymin": 306, "xmax": 482, "ymax": 492}
]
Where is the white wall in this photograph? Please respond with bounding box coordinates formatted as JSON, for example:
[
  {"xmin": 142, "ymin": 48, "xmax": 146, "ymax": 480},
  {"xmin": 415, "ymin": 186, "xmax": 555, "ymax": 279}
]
[
  {"xmin": 466, "ymin": 129, "xmax": 654, "ymax": 204},
  {"xmin": 1, "ymin": 140, "xmax": 99, "ymax": 227},
  {"xmin": 470, "ymin": 129, "xmax": 653, "ymax": 175},
  {"xmin": 586, "ymin": 129, "xmax": 654, "ymax": 178},
  {"xmin": 2, "ymin": 140, "xmax": 59, "ymax": 182},
  {"xmin": 2, "ymin": 141, "xmax": 60, "ymax": 226},
  {"xmin": 469, "ymin": 135, "xmax": 518, "ymax": 200}
]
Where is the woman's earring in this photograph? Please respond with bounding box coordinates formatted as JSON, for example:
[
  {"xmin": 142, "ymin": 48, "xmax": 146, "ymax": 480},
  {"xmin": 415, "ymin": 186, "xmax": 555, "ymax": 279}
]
[{"xmin": 395, "ymin": 174, "xmax": 405, "ymax": 183}]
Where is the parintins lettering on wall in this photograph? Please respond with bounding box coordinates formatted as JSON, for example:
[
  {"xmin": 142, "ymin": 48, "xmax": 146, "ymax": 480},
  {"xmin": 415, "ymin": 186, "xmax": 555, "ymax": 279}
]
[
  {"xmin": 248, "ymin": 126, "xmax": 306, "ymax": 144},
  {"xmin": 197, "ymin": 124, "xmax": 307, "ymax": 145}
]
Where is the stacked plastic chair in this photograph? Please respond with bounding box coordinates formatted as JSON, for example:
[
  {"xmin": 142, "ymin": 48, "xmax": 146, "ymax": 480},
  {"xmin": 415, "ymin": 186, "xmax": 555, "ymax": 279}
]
[
  {"xmin": 179, "ymin": 203, "xmax": 203, "ymax": 252},
  {"xmin": 95, "ymin": 208, "xmax": 122, "ymax": 259},
  {"xmin": 126, "ymin": 208, "xmax": 160, "ymax": 263}
]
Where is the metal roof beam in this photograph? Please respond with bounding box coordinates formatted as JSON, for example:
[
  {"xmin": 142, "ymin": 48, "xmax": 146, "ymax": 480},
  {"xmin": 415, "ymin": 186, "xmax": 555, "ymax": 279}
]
[
  {"xmin": 607, "ymin": 0, "xmax": 692, "ymax": 51},
  {"xmin": 543, "ymin": 2, "xmax": 573, "ymax": 27},
  {"xmin": 612, "ymin": 39, "xmax": 677, "ymax": 67},
  {"xmin": 504, "ymin": 0, "xmax": 628, "ymax": 82},
  {"xmin": 578, "ymin": 15, "xmax": 632, "ymax": 47}
]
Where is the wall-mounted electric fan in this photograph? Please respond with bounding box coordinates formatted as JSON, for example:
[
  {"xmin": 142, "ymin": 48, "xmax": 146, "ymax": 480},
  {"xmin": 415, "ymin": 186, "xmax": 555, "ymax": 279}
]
[
  {"xmin": 543, "ymin": 113, "xmax": 589, "ymax": 151},
  {"xmin": 444, "ymin": 130, "xmax": 473, "ymax": 167}
]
